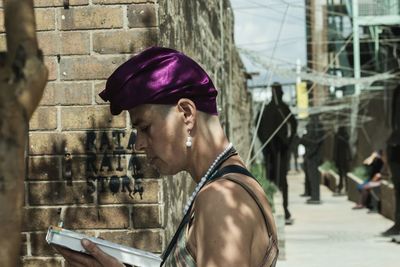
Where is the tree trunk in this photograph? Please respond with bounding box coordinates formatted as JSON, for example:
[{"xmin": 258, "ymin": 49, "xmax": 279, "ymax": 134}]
[{"xmin": 0, "ymin": 1, "xmax": 48, "ymax": 266}]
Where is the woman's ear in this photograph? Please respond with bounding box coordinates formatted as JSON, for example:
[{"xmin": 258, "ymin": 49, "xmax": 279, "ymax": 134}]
[{"xmin": 177, "ymin": 98, "xmax": 196, "ymax": 129}]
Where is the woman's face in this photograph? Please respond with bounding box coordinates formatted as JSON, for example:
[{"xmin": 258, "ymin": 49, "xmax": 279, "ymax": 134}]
[{"xmin": 129, "ymin": 104, "xmax": 188, "ymax": 175}]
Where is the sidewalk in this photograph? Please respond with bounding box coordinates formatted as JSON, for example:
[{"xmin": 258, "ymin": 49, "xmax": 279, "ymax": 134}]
[{"xmin": 277, "ymin": 171, "xmax": 400, "ymax": 267}]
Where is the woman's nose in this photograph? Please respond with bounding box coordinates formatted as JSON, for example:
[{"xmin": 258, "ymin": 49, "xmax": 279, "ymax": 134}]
[{"xmin": 134, "ymin": 132, "xmax": 146, "ymax": 151}]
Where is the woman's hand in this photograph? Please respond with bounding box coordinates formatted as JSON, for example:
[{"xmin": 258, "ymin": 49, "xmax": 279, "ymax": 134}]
[{"xmin": 54, "ymin": 239, "xmax": 125, "ymax": 267}]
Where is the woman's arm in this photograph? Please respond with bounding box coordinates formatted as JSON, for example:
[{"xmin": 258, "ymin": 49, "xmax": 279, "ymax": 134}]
[{"xmin": 191, "ymin": 178, "xmax": 261, "ymax": 267}]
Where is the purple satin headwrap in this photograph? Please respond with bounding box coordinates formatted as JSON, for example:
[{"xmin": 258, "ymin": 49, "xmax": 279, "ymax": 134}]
[{"xmin": 99, "ymin": 47, "xmax": 218, "ymax": 115}]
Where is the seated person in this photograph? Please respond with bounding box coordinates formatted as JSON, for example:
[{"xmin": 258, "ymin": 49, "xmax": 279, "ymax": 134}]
[{"xmin": 353, "ymin": 150, "xmax": 384, "ymax": 209}]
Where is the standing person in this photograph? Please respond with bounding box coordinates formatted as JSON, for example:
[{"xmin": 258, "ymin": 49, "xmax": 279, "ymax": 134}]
[
  {"xmin": 53, "ymin": 47, "xmax": 279, "ymax": 267},
  {"xmin": 300, "ymin": 114, "xmax": 325, "ymax": 204},
  {"xmin": 332, "ymin": 126, "xmax": 352, "ymax": 195},
  {"xmin": 257, "ymin": 82, "xmax": 298, "ymax": 225},
  {"xmin": 382, "ymin": 84, "xmax": 400, "ymax": 236}
]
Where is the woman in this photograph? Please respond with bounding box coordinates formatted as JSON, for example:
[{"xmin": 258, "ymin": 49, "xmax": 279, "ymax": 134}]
[{"xmin": 55, "ymin": 47, "xmax": 278, "ymax": 267}]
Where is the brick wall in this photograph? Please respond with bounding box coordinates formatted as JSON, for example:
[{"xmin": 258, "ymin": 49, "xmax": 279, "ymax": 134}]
[{"xmin": 0, "ymin": 1, "xmax": 252, "ymax": 266}]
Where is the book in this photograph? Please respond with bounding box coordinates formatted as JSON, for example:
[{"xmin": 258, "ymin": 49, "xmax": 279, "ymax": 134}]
[{"xmin": 46, "ymin": 226, "xmax": 162, "ymax": 267}]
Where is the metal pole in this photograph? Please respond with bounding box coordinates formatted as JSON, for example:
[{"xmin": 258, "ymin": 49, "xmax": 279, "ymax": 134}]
[{"xmin": 349, "ymin": 0, "xmax": 361, "ymax": 156}]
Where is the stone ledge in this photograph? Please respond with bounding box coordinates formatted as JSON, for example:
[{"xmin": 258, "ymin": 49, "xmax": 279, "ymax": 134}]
[
  {"xmin": 346, "ymin": 172, "xmax": 363, "ymax": 204},
  {"xmin": 319, "ymin": 168, "xmax": 340, "ymax": 192}
]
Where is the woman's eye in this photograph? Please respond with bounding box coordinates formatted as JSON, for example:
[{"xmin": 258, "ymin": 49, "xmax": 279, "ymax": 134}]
[{"xmin": 140, "ymin": 125, "xmax": 150, "ymax": 133}]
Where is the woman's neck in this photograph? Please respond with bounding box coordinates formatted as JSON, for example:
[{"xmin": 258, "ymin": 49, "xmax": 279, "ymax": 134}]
[{"xmin": 186, "ymin": 123, "xmax": 230, "ymax": 183}]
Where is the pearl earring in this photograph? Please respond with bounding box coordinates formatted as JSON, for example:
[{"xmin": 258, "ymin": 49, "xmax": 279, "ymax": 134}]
[{"xmin": 186, "ymin": 132, "xmax": 192, "ymax": 148}]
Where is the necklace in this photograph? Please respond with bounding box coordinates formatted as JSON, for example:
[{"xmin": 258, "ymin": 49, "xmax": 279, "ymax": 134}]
[{"xmin": 183, "ymin": 142, "xmax": 234, "ymax": 214}]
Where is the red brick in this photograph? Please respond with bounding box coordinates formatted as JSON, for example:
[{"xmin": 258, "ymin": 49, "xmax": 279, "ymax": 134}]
[
  {"xmin": 29, "ymin": 107, "xmax": 57, "ymax": 130},
  {"xmin": 59, "ymin": 56, "xmax": 126, "ymax": 80},
  {"xmin": 61, "ymin": 106, "xmax": 126, "ymax": 130},
  {"xmin": 132, "ymin": 205, "xmax": 161, "ymax": 229},
  {"xmin": 99, "ymin": 180, "xmax": 160, "ymax": 204},
  {"xmin": 38, "ymin": 31, "xmax": 90, "ymax": 56},
  {"xmin": 60, "ymin": 7, "xmax": 123, "ymax": 30},
  {"xmin": 23, "ymin": 207, "xmax": 60, "ymax": 231},
  {"xmin": 98, "ymin": 230, "xmax": 162, "ymax": 252},
  {"xmin": 127, "ymin": 4, "xmax": 158, "ymax": 28},
  {"xmin": 64, "ymin": 206, "xmax": 129, "ymax": 229},
  {"xmin": 28, "ymin": 156, "xmax": 60, "ymax": 181},
  {"xmin": 93, "ymin": 29, "xmax": 158, "ymax": 54},
  {"xmin": 28, "ymin": 181, "xmax": 94, "ymax": 205}
]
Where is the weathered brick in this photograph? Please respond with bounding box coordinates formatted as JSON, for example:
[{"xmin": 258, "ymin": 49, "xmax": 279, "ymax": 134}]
[
  {"xmin": 128, "ymin": 154, "xmax": 160, "ymax": 178},
  {"xmin": 59, "ymin": 7, "xmax": 123, "ymax": 30},
  {"xmin": 0, "ymin": 34, "xmax": 6, "ymax": 51},
  {"xmin": 29, "ymin": 132, "xmax": 87, "ymax": 155},
  {"xmin": 29, "ymin": 107, "xmax": 57, "ymax": 130},
  {"xmin": 23, "ymin": 207, "xmax": 60, "ymax": 231},
  {"xmin": 0, "ymin": 10, "xmax": 4, "ymax": 33},
  {"xmin": 30, "ymin": 232, "xmax": 56, "ymax": 256},
  {"xmin": 132, "ymin": 205, "xmax": 161, "ymax": 228},
  {"xmin": 61, "ymin": 106, "xmax": 126, "ymax": 130},
  {"xmin": 30, "ymin": 230, "xmax": 95, "ymax": 256},
  {"xmin": 95, "ymin": 81, "xmax": 107, "ymax": 104},
  {"xmin": 28, "ymin": 181, "xmax": 94, "ymax": 205},
  {"xmin": 33, "ymin": 0, "xmax": 89, "ymax": 7},
  {"xmin": 38, "ymin": 31, "xmax": 90, "ymax": 56},
  {"xmin": 93, "ymin": 0, "xmax": 155, "ymax": 4},
  {"xmin": 55, "ymin": 82, "xmax": 92, "ymax": 105},
  {"xmin": 59, "ymin": 56, "xmax": 126, "ymax": 80},
  {"xmin": 93, "ymin": 29, "xmax": 158, "ymax": 54},
  {"xmin": 71, "ymin": 155, "xmax": 128, "ymax": 180},
  {"xmin": 99, "ymin": 180, "xmax": 160, "ymax": 204},
  {"xmin": 36, "ymin": 8, "xmax": 56, "ymax": 31},
  {"xmin": 98, "ymin": 230, "xmax": 162, "ymax": 252},
  {"xmin": 29, "ymin": 130, "xmax": 134, "ymax": 155},
  {"xmin": 21, "ymin": 233, "xmax": 28, "ymax": 256},
  {"xmin": 39, "ymin": 82, "xmax": 56, "ymax": 106},
  {"xmin": 21, "ymin": 258, "xmax": 63, "ymax": 267},
  {"xmin": 39, "ymin": 82, "xmax": 92, "ymax": 106},
  {"xmin": 28, "ymin": 157, "xmax": 60, "ymax": 180},
  {"xmin": 127, "ymin": 4, "xmax": 158, "ymax": 28},
  {"xmin": 44, "ymin": 56, "xmax": 58, "ymax": 81},
  {"xmin": 64, "ymin": 206, "xmax": 129, "ymax": 229},
  {"xmin": 84, "ymin": 130, "xmax": 135, "ymax": 153}
]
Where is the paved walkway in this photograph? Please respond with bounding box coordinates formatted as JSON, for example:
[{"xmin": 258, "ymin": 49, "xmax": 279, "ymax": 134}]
[{"xmin": 277, "ymin": 171, "xmax": 400, "ymax": 267}]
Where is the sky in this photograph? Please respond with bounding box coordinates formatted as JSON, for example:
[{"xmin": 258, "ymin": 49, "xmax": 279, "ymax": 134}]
[{"xmin": 230, "ymin": 0, "xmax": 307, "ymax": 89}]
